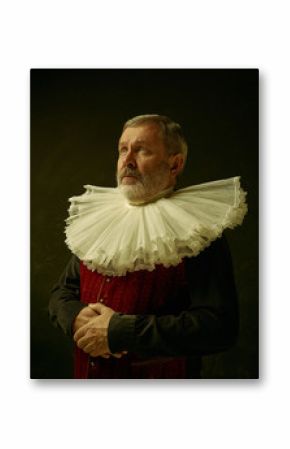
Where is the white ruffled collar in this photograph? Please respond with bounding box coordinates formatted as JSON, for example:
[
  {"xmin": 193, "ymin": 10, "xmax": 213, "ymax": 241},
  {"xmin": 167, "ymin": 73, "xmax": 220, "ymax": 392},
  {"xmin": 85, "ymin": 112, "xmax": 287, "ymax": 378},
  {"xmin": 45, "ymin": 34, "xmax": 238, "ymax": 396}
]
[{"xmin": 65, "ymin": 177, "xmax": 247, "ymax": 276}]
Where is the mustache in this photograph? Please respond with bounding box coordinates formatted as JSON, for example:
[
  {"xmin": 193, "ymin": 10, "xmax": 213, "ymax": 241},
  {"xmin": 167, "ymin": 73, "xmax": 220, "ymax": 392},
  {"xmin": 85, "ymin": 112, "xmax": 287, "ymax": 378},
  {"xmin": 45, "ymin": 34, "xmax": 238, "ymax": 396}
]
[{"xmin": 118, "ymin": 168, "xmax": 143, "ymax": 181}]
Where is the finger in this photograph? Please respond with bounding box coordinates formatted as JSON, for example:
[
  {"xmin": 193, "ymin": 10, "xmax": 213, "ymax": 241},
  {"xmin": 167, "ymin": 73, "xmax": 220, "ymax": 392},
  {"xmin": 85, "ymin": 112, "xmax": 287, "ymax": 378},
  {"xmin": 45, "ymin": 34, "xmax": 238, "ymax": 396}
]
[
  {"xmin": 82, "ymin": 343, "xmax": 96, "ymax": 354},
  {"xmin": 74, "ymin": 323, "xmax": 90, "ymax": 342},
  {"xmin": 84, "ymin": 308, "xmax": 99, "ymax": 318},
  {"xmin": 87, "ymin": 303, "xmax": 101, "ymax": 314},
  {"xmin": 88, "ymin": 302, "xmax": 107, "ymax": 314},
  {"xmin": 111, "ymin": 353, "xmax": 123, "ymax": 359},
  {"xmin": 76, "ymin": 332, "xmax": 94, "ymax": 349},
  {"xmin": 83, "ymin": 306, "xmax": 98, "ymax": 315},
  {"xmin": 90, "ymin": 349, "xmax": 110, "ymax": 358}
]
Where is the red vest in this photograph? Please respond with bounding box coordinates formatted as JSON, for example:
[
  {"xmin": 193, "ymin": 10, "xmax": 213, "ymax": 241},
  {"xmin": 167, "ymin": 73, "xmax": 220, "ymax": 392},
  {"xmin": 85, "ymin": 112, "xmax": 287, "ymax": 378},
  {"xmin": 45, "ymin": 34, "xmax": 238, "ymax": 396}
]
[{"xmin": 75, "ymin": 261, "xmax": 188, "ymax": 378}]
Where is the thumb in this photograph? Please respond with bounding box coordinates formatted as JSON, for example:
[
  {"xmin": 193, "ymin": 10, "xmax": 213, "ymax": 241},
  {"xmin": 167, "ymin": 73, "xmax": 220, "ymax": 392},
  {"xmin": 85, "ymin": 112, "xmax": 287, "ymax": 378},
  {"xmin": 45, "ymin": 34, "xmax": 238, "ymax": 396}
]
[{"xmin": 88, "ymin": 302, "xmax": 107, "ymax": 314}]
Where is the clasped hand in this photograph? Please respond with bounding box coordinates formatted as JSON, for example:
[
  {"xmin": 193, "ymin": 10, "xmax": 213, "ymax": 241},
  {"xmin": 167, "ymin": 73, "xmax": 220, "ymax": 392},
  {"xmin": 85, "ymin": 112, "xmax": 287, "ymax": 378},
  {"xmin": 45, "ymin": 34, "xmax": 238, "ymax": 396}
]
[{"xmin": 73, "ymin": 303, "xmax": 126, "ymax": 359}]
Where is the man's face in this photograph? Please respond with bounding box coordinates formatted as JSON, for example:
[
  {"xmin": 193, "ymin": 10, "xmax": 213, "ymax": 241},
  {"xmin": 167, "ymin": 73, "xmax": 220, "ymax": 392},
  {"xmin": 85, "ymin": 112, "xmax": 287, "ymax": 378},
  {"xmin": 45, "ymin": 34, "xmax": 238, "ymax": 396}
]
[{"xmin": 116, "ymin": 124, "xmax": 174, "ymax": 202}]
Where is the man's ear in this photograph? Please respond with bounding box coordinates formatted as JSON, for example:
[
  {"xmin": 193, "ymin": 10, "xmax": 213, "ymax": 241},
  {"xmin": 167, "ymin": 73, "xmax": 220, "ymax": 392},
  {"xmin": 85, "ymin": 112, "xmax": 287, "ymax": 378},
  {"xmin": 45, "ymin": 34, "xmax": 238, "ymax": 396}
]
[{"xmin": 169, "ymin": 154, "xmax": 185, "ymax": 177}]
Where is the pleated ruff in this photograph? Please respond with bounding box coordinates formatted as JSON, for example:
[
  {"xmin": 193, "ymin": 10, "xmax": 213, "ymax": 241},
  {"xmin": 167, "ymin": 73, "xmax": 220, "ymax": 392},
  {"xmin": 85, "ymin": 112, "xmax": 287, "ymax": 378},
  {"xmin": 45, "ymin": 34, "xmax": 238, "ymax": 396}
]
[{"xmin": 65, "ymin": 176, "xmax": 247, "ymax": 276}]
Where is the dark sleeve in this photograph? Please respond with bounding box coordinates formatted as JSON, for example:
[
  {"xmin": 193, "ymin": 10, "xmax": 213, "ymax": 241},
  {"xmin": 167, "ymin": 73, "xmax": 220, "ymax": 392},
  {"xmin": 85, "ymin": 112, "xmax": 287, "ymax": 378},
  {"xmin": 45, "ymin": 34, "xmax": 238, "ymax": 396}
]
[
  {"xmin": 48, "ymin": 255, "xmax": 86, "ymax": 337},
  {"xmin": 108, "ymin": 235, "xmax": 239, "ymax": 357}
]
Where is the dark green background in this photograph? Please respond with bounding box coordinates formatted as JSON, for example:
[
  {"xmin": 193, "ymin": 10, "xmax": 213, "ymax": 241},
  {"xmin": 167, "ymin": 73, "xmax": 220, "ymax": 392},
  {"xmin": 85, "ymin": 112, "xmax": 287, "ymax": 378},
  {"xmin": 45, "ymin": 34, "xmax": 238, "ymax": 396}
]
[{"xmin": 31, "ymin": 69, "xmax": 258, "ymax": 379}]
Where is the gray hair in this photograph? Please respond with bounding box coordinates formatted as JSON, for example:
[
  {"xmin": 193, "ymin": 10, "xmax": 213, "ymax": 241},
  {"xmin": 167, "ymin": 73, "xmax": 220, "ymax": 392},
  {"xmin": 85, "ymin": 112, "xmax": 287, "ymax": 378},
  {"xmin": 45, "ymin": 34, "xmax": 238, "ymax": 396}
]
[{"xmin": 123, "ymin": 114, "xmax": 188, "ymax": 162}]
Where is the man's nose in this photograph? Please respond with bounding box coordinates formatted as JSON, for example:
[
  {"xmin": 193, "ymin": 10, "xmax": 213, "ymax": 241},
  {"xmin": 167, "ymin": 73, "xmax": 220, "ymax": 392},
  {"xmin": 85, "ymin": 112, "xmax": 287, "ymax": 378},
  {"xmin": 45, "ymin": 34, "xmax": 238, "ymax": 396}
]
[{"xmin": 123, "ymin": 149, "xmax": 136, "ymax": 168}]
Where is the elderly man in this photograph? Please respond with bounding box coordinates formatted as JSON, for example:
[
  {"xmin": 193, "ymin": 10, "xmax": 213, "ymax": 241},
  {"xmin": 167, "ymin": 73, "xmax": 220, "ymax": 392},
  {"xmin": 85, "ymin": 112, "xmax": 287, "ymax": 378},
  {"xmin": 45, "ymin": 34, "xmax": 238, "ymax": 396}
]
[{"xmin": 49, "ymin": 114, "xmax": 247, "ymax": 379}]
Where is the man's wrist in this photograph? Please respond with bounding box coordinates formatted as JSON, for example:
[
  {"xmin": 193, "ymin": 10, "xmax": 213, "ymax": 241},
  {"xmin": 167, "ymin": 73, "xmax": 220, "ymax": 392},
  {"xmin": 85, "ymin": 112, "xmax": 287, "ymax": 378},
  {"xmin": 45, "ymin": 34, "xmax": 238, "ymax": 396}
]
[{"xmin": 108, "ymin": 313, "xmax": 137, "ymax": 353}]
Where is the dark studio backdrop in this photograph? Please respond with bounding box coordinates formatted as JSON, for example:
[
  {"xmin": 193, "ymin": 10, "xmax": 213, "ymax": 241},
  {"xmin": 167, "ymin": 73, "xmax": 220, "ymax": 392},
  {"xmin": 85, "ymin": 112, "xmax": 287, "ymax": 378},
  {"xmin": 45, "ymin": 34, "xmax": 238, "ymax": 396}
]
[{"xmin": 30, "ymin": 69, "xmax": 258, "ymax": 379}]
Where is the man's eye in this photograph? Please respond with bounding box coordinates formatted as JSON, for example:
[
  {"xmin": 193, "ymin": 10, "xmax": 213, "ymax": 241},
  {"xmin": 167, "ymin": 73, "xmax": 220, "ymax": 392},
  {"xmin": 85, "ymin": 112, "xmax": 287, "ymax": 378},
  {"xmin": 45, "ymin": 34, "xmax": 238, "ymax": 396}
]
[{"xmin": 119, "ymin": 148, "xmax": 127, "ymax": 154}]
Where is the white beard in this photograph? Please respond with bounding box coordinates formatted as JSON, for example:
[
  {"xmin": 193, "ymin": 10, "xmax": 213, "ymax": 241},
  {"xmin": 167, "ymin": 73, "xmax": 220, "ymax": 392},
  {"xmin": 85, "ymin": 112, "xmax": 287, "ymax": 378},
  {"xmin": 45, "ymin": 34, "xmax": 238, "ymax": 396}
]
[
  {"xmin": 118, "ymin": 183, "xmax": 148, "ymax": 201},
  {"xmin": 117, "ymin": 162, "xmax": 171, "ymax": 202}
]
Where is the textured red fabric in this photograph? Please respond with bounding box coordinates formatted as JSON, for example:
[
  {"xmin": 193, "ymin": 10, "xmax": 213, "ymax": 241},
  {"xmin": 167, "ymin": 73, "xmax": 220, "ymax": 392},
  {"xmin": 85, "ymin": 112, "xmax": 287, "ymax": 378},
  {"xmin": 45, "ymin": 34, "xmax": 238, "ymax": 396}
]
[{"xmin": 74, "ymin": 262, "xmax": 188, "ymax": 379}]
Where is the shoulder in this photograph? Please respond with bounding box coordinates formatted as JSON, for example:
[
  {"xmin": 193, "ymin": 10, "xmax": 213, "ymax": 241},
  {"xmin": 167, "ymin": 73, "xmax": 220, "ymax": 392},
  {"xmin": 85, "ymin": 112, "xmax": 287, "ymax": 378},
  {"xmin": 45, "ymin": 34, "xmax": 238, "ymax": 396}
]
[{"xmin": 184, "ymin": 234, "xmax": 232, "ymax": 271}]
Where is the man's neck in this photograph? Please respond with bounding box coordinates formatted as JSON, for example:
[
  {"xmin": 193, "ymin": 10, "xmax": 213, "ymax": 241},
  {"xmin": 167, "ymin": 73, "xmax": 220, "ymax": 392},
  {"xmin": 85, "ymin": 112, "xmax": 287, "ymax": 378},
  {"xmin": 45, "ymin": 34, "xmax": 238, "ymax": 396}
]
[{"xmin": 125, "ymin": 186, "xmax": 174, "ymax": 206}]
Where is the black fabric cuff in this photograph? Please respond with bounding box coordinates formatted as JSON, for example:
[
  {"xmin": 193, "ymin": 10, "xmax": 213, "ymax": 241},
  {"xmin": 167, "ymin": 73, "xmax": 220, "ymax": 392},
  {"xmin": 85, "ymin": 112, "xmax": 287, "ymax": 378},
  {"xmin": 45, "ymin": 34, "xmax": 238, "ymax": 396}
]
[{"xmin": 108, "ymin": 313, "xmax": 137, "ymax": 353}]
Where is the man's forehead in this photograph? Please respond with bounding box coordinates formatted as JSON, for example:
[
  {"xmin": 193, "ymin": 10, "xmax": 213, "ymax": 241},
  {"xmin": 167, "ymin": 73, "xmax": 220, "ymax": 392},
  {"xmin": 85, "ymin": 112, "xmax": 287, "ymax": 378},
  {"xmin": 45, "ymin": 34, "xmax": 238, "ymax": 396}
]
[
  {"xmin": 119, "ymin": 137, "xmax": 149, "ymax": 146},
  {"xmin": 119, "ymin": 124, "xmax": 162, "ymax": 144}
]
